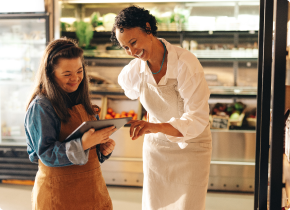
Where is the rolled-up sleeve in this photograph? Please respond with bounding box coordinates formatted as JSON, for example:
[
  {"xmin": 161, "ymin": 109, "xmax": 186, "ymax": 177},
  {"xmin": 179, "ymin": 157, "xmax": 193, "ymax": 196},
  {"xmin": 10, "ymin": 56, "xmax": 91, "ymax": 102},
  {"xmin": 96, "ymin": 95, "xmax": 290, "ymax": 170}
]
[
  {"xmin": 118, "ymin": 59, "xmax": 141, "ymax": 100},
  {"xmin": 165, "ymin": 64, "xmax": 210, "ymax": 149},
  {"xmin": 25, "ymin": 101, "xmax": 89, "ymax": 167},
  {"xmin": 65, "ymin": 138, "xmax": 90, "ymax": 165}
]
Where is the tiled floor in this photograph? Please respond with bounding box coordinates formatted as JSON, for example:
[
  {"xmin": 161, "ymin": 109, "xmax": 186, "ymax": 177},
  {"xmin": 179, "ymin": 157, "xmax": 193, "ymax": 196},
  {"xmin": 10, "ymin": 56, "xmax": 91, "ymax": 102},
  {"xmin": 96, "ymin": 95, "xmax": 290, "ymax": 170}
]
[{"xmin": 0, "ymin": 183, "xmax": 254, "ymax": 210}]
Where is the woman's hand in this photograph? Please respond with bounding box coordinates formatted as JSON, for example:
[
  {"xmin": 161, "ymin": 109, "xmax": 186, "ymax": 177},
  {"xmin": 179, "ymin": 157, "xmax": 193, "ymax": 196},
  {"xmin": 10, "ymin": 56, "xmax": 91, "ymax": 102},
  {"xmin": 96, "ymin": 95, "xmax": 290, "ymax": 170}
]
[
  {"xmin": 128, "ymin": 120, "xmax": 184, "ymax": 140},
  {"xmin": 100, "ymin": 139, "xmax": 116, "ymax": 156},
  {"xmin": 128, "ymin": 120, "xmax": 158, "ymax": 140},
  {"xmin": 82, "ymin": 126, "xmax": 117, "ymax": 150}
]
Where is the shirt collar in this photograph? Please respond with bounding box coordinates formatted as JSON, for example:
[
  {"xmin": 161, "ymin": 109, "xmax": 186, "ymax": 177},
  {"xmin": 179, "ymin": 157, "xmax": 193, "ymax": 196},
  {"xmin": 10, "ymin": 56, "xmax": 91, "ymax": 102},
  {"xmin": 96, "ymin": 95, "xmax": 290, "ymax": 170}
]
[{"xmin": 139, "ymin": 38, "xmax": 179, "ymax": 79}]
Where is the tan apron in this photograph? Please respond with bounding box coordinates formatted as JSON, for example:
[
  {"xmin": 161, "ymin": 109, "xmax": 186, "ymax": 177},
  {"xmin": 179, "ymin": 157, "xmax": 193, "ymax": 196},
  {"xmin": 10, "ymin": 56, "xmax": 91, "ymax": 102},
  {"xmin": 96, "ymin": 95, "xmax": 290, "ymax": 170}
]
[
  {"xmin": 32, "ymin": 104, "xmax": 113, "ymax": 210},
  {"xmin": 140, "ymin": 75, "xmax": 212, "ymax": 210}
]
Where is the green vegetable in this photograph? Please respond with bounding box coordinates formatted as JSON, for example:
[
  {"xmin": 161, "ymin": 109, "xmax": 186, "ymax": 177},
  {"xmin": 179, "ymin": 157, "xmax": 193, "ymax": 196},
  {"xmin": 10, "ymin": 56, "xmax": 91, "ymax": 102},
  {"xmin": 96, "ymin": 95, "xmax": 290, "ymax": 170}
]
[
  {"xmin": 74, "ymin": 21, "xmax": 93, "ymax": 49},
  {"xmin": 230, "ymin": 112, "xmax": 240, "ymax": 120},
  {"xmin": 170, "ymin": 13, "xmax": 186, "ymax": 24},
  {"xmin": 60, "ymin": 22, "xmax": 70, "ymax": 32},
  {"xmin": 227, "ymin": 106, "xmax": 233, "ymax": 112},
  {"xmin": 91, "ymin": 12, "xmax": 103, "ymax": 27},
  {"xmin": 234, "ymin": 102, "xmax": 244, "ymax": 110}
]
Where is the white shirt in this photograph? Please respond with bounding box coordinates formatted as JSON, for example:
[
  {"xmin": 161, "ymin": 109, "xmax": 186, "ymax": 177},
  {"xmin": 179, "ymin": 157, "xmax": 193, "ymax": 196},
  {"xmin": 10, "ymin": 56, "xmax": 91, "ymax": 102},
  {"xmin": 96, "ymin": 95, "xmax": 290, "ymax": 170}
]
[{"xmin": 118, "ymin": 38, "xmax": 210, "ymax": 148}]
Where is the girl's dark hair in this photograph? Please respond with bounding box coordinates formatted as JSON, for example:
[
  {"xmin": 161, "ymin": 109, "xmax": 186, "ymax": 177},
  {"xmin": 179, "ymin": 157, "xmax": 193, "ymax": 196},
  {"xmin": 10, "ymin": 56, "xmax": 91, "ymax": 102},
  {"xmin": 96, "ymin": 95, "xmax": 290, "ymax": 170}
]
[
  {"xmin": 26, "ymin": 37, "xmax": 99, "ymax": 122},
  {"xmin": 111, "ymin": 5, "xmax": 158, "ymax": 46}
]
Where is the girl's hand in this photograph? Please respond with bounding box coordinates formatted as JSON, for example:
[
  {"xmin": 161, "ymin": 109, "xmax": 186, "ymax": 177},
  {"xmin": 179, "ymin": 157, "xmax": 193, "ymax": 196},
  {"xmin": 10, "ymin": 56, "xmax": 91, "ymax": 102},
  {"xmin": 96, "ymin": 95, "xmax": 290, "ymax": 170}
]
[
  {"xmin": 100, "ymin": 139, "xmax": 116, "ymax": 156},
  {"xmin": 82, "ymin": 126, "xmax": 117, "ymax": 150},
  {"xmin": 128, "ymin": 120, "xmax": 158, "ymax": 140}
]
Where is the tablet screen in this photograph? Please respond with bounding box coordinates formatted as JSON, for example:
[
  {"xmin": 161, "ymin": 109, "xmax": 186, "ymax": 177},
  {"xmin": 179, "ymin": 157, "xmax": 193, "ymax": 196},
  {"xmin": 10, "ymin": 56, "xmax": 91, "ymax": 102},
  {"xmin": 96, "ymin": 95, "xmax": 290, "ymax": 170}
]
[{"xmin": 65, "ymin": 117, "xmax": 132, "ymax": 141}]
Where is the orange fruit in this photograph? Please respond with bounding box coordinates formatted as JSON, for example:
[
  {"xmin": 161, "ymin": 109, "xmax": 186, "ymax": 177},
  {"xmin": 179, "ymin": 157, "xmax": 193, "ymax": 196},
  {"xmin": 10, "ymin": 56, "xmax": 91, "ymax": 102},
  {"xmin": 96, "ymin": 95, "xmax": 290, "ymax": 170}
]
[
  {"xmin": 111, "ymin": 112, "xmax": 116, "ymax": 117},
  {"xmin": 107, "ymin": 108, "xmax": 113, "ymax": 114},
  {"xmin": 128, "ymin": 110, "xmax": 135, "ymax": 115},
  {"xmin": 114, "ymin": 113, "xmax": 121, "ymax": 118},
  {"xmin": 121, "ymin": 111, "xmax": 127, "ymax": 116},
  {"xmin": 105, "ymin": 114, "xmax": 113, "ymax": 119}
]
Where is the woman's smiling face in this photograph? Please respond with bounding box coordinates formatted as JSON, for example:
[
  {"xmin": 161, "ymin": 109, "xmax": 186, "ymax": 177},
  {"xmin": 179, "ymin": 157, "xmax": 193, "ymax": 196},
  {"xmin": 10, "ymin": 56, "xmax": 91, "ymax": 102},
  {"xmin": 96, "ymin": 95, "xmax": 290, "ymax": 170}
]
[
  {"xmin": 54, "ymin": 57, "xmax": 84, "ymax": 93},
  {"xmin": 116, "ymin": 26, "xmax": 153, "ymax": 61}
]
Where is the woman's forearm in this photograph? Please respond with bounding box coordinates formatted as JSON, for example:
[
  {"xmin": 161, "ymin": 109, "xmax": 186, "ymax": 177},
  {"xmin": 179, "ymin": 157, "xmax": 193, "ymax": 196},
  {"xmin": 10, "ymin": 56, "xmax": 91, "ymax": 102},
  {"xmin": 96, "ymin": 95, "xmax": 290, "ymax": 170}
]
[{"xmin": 157, "ymin": 123, "xmax": 183, "ymax": 137}]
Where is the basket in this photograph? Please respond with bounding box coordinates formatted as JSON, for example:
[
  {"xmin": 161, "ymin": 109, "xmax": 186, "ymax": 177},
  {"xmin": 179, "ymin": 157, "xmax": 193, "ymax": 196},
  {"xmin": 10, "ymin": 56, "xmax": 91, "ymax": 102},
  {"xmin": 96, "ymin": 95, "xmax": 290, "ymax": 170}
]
[{"xmin": 246, "ymin": 118, "xmax": 256, "ymax": 127}]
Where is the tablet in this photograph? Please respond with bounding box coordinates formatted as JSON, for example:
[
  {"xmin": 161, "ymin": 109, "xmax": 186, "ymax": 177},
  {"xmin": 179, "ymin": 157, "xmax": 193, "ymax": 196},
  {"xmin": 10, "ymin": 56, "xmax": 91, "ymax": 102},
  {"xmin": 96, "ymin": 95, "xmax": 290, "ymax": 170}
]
[{"xmin": 65, "ymin": 117, "xmax": 132, "ymax": 141}]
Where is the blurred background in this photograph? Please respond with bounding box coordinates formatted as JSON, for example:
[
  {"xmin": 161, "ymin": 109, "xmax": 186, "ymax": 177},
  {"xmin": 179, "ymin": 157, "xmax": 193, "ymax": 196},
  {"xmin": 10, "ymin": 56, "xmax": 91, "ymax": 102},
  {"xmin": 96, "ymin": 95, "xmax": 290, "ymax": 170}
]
[{"xmin": 0, "ymin": 0, "xmax": 282, "ymax": 209}]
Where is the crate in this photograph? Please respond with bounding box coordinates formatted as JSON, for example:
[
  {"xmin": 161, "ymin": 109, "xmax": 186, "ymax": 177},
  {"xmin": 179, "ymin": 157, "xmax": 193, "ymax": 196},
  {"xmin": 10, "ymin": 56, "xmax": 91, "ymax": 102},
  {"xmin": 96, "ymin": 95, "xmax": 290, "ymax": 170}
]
[
  {"xmin": 103, "ymin": 95, "xmax": 142, "ymax": 120},
  {"xmin": 229, "ymin": 110, "xmax": 246, "ymax": 127},
  {"xmin": 246, "ymin": 117, "xmax": 256, "ymax": 127}
]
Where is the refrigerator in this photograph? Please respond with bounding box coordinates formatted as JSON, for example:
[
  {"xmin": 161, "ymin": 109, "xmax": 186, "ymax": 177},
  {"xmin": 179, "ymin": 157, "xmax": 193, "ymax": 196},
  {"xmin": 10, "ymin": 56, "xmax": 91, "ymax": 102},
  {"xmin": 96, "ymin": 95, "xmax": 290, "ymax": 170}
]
[{"xmin": 0, "ymin": 13, "xmax": 49, "ymax": 180}]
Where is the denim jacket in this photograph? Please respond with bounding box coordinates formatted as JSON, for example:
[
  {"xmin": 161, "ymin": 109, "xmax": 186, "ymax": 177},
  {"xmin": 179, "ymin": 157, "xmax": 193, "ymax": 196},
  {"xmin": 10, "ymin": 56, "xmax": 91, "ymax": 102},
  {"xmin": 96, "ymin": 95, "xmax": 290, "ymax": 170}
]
[{"xmin": 24, "ymin": 95, "xmax": 111, "ymax": 167}]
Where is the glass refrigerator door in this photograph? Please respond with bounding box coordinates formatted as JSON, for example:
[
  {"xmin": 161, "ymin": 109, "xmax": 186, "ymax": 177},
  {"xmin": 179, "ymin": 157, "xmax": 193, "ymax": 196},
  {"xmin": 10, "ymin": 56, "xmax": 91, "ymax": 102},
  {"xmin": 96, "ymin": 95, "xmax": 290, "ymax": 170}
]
[{"xmin": 0, "ymin": 14, "xmax": 49, "ymax": 145}]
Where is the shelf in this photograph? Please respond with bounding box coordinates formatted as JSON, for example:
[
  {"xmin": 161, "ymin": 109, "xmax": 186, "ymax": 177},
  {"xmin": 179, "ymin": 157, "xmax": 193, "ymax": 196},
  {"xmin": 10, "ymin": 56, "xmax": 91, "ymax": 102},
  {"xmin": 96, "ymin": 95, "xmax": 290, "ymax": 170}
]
[
  {"xmin": 84, "ymin": 55, "xmax": 257, "ymax": 62},
  {"xmin": 108, "ymin": 156, "xmax": 255, "ymax": 166},
  {"xmin": 84, "ymin": 54, "xmax": 258, "ymax": 61},
  {"xmin": 0, "ymin": 81, "xmax": 33, "ymax": 85},
  {"xmin": 0, "ymin": 13, "xmax": 48, "ymax": 19},
  {"xmin": 1, "ymin": 136, "xmax": 26, "ymax": 140},
  {"xmin": 85, "ymin": 57, "xmax": 133, "ymax": 66},
  {"xmin": 0, "ymin": 142, "xmax": 27, "ymax": 146},
  {"xmin": 210, "ymin": 129, "xmax": 256, "ymax": 133},
  {"xmin": 89, "ymin": 85, "xmax": 257, "ymax": 99},
  {"xmin": 210, "ymin": 160, "xmax": 255, "ymax": 166},
  {"xmin": 210, "ymin": 93, "xmax": 257, "ymax": 98},
  {"xmin": 62, "ymin": 30, "xmax": 258, "ymax": 46},
  {"xmin": 89, "ymin": 85, "xmax": 124, "ymax": 95},
  {"xmin": 90, "ymin": 90, "xmax": 125, "ymax": 96},
  {"xmin": 209, "ymin": 86, "xmax": 257, "ymax": 97},
  {"xmin": 62, "ymin": 30, "xmax": 258, "ymax": 36},
  {"xmin": 191, "ymin": 50, "xmax": 258, "ymax": 59},
  {"xmin": 0, "ymin": 40, "xmax": 46, "ymax": 45},
  {"xmin": 1, "ymin": 136, "xmax": 26, "ymax": 145},
  {"xmin": 89, "ymin": 86, "xmax": 257, "ymax": 98},
  {"xmin": 199, "ymin": 58, "xmax": 257, "ymax": 62},
  {"xmin": 0, "ymin": 110, "xmax": 26, "ymax": 114}
]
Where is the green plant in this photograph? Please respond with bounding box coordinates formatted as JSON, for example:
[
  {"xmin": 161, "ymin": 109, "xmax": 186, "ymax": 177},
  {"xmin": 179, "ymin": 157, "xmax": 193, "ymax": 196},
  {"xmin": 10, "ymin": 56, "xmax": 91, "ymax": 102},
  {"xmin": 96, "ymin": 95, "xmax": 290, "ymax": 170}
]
[
  {"xmin": 74, "ymin": 21, "xmax": 93, "ymax": 49},
  {"xmin": 60, "ymin": 22, "xmax": 70, "ymax": 32},
  {"xmin": 91, "ymin": 12, "xmax": 103, "ymax": 27}
]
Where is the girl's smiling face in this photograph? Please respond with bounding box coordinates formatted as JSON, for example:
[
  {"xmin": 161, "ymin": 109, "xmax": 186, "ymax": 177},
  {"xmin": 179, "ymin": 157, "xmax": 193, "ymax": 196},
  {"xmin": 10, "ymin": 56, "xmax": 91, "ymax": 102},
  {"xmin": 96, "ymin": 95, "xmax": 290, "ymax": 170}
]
[
  {"xmin": 54, "ymin": 57, "xmax": 84, "ymax": 93},
  {"xmin": 116, "ymin": 26, "xmax": 153, "ymax": 61}
]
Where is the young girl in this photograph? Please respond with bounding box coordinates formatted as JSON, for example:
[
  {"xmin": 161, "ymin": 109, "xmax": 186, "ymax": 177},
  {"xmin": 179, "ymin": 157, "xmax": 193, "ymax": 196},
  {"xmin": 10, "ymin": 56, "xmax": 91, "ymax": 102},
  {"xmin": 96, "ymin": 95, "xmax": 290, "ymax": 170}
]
[{"xmin": 25, "ymin": 38, "xmax": 116, "ymax": 210}]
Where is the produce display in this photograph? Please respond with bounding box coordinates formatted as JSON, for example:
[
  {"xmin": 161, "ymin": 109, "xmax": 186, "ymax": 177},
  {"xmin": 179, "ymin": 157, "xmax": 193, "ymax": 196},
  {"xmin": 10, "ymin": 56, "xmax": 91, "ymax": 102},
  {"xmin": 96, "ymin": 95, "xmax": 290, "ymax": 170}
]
[
  {"xmin": 210, "ymin": 102, "xmax": 246, "ymax": 127},
  {"xmin": 247, "ymin": 108, "xmax": 256, "ymax": 119},
  {"xmin": 105, "ymin": 107, "xmax": 138, "ymax": 120},
  {"xmin": 246, "ymin": 108, "xmax": 257, "ymax": 127},
  {"xmin": 211, "ymin": 102, "xmax": 245, "ymax": 120},
  {"xmin": 74, "ymin": 21, "xmax": 94, "ymax": 49}
]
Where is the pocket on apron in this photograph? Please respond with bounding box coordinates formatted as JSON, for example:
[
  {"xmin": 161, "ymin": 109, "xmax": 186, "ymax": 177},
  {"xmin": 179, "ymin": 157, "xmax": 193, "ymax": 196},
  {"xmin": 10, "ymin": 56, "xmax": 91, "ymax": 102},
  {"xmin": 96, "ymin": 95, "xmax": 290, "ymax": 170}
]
[{"xmin": 50, "ymin": 166, "xmax": 111, "ymax": 210}]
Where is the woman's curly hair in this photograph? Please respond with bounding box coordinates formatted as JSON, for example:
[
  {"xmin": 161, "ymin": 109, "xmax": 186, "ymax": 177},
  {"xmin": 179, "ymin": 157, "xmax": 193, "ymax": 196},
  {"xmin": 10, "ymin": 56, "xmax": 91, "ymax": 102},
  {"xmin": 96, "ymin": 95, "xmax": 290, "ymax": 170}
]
[{"xmin": 110, "ymin": 5, "xmax": 158, "ymax": 46}]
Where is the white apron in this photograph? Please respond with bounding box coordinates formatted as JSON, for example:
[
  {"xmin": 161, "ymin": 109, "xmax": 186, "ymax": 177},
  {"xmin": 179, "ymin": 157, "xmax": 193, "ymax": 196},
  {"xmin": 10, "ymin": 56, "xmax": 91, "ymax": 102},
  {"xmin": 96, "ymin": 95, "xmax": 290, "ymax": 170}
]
[{"xmin": 140, "ymin": 74, "xmax": 212, "ymax": 210}]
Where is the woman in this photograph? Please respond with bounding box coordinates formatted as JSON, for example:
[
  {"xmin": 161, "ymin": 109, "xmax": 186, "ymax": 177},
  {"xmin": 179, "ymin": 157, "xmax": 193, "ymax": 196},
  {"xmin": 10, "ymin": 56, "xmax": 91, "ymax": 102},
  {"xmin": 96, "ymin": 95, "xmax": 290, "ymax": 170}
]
[
  {"xmin": 25, "ymin": 38, "xmax": 116, "ymax": 210},
  {"xmin": 111, "ymin": 6, "xmax": 212, "ymax": 210}
]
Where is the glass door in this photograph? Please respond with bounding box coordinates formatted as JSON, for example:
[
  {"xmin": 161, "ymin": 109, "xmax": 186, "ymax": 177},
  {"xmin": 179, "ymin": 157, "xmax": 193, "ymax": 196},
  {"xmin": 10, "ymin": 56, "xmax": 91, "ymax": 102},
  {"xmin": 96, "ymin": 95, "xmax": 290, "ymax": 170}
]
[{"xmin": 0, "ymin": 14, "xmax": 49, "ymax": 145}]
